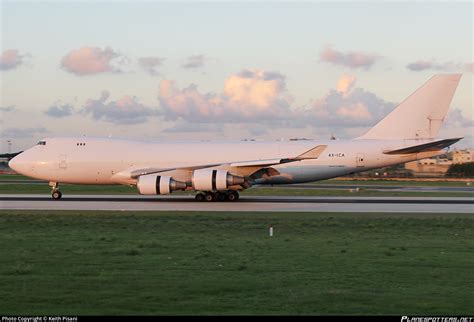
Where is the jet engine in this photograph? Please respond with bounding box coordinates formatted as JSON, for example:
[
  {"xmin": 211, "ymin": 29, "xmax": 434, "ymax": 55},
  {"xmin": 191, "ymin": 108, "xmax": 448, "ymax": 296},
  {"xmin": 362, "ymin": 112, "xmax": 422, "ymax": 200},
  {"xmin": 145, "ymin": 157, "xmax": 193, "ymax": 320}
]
[
  {"xmin": 192, "ymin": 169, "xmax": 244, "ymax": 191},
  {"xmin": 137, "ymin": 174, "xmax": 187, "ymax": 195}
]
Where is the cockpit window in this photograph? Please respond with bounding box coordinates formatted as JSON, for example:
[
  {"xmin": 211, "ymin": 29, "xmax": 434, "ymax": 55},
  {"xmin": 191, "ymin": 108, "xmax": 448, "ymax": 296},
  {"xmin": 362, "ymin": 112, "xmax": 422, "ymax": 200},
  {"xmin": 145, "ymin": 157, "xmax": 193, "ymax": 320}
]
[{"xmin": 37, "ymin": 141, "xmax": 46, "ymax": 145}]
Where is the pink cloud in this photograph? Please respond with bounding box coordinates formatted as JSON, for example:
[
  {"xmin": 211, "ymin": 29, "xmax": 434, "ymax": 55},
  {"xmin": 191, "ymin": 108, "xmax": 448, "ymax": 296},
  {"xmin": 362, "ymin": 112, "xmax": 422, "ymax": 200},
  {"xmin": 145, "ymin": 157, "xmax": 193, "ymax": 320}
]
[
  {"xmin": 337, "ymin": 103, "xmax": 371, "ymax": 120},
  {"xmin": 320, "ymin": 46, "xmax": 379, "ymax": 69},
  {"xmin": 61, "ymin": 47, "xmax": 120, "ymax": 75},
  {"xmin": 159, "ymin": 69, "xmax": 291, "ymax": 122},
  {"xmin": 0, "ymin": 49, "xmax": 24, "ymax": 71},
  {"xmin": 304, "ymin": 75, "xmax": 394, "ymax": 127},
  {"xmin": 465, "ymin": 63, "xmax": 474, "ymax": 73},
  {"xmin": 158, "ymin": 71, "xmax": 397, "ymax": 131},
  {"xmin": 336, "ymin": 74, "xmax": 356, "ymax": 95}
]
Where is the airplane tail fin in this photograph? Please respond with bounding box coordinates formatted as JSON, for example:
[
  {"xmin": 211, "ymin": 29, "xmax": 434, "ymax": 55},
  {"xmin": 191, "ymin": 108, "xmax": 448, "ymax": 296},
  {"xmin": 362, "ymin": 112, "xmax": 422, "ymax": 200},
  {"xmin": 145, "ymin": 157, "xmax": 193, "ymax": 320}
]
[{"xmin": 357, "ymin": 74, "xmax": 462, "ymax": 140}]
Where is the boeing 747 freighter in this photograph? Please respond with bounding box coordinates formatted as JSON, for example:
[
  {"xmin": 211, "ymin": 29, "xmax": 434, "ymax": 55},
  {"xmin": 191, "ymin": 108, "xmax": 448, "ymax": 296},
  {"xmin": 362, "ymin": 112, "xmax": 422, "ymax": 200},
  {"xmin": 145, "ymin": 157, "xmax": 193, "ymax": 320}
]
[{"xmin": 9, "ymin": 74, "xmax": 463, "ymax": 201}]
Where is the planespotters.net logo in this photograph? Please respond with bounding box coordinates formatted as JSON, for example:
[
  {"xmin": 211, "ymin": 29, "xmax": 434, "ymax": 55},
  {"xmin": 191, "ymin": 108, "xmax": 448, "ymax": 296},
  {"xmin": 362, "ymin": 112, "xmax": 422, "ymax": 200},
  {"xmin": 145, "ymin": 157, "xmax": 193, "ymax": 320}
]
[{"xmin": 402, "ymin": 317, "xmax": 474, "ymax": 322}]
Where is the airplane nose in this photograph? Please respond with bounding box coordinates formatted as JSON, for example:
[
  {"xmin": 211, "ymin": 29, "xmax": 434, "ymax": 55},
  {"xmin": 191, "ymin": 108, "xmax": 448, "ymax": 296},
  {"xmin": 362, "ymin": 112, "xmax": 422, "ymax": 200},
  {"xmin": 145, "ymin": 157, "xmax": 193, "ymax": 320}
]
[{"xmin": 8, "ymin": 154, "xmax": 24, "ymax": 174}]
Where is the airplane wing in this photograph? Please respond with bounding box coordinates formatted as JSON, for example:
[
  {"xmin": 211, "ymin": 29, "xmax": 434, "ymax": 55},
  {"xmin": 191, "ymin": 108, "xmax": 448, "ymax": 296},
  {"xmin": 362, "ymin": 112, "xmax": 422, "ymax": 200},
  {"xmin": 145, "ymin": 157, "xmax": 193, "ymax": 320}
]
[
  {"xmin": 383, "ymin": 138, "xmax": 462, "ymax": 155},
  {"xmin": 111, "ymin": 144, "xmax": 327, "ymax": 185}
]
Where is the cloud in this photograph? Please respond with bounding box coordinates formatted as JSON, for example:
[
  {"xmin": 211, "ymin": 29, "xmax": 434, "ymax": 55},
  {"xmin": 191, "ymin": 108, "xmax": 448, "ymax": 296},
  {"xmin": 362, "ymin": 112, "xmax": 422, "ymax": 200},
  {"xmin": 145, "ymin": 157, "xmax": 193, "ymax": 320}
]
[
  {"xmin": 0, "ymin": 127, "xmax": 48, "ymax": 139},
  {"xmin": 320, "ymin": 46, "xmax": 379, "ymax": 69},
  {"xmin": 163, "ymin": 122, "xmax": 224, "ymax": 133},
  {"xmin": 61, "ymin": 47, "xmax": 122, "ymax": 75},
  {"xmin": 138, "ymin": 56, "xmax": 165, "ymax": 76},
  {"xmin": 44, "ymin": 104, "xmax": 75, "ymax": 118},
  {"xmin": 158, "ymin": 69, "xmax": 292, "ymax": 123},
  {"xmin": 158, "ymin": 71, "xmax": 396, "ymax": 135},
  {"xmin": 82, "ymin": 90, "xmax": 158, "ymax": 124},
  {"xmin": 0, "ymin": 50, "xmax": 25, "ymax": 71},
  {"xmin": 0, "ymin": 106, "xmax": 16, "ymax": 112},
  {"xmin": 303, "ymin": 75, "xmax": 395, "ymax": 127},
  {"xmin": 181, "ymin": 54, "xmax": 207, "ymax": 69},
  {"xmin": 445, "ymin": 108, "xmax": 474, "ymax": 128},
  {"xmin": 406, "ymin": 60, "xmax": 473, "ymax": 72},
  {"xmin": 336, "ymin": 75, "xmax": 356, "ymax": 94},
  {"xmin": 465, "ymin": 63, "xmax": 474, "ymax": 73},
  {"xmin": 406, "ymin": 60, "xmax": 433, "ymax": 71}
]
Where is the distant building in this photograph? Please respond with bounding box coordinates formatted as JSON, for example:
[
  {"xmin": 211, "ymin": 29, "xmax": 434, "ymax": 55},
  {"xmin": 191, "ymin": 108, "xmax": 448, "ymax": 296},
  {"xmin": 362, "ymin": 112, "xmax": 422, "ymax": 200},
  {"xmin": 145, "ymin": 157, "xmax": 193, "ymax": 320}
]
[
  {"xmin": 405, "ymin": 157, "xmax": 452, "ymax": 177},
  {"xmin": 404, "ymin": 148, "xmax": 474, "ymax": 177},
  {"xmin": 453, "ymin": 149, "xmax": 474, "ymax": 164}
]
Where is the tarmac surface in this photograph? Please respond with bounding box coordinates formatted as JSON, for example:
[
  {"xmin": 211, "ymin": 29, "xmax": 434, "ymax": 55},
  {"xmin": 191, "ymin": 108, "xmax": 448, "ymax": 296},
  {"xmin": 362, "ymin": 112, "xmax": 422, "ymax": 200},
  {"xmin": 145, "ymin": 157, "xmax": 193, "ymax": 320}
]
[
  {"xmin": 1, "ymin": 194, "xmax": 472, "ymax": 213},
  {"xmin": 2, "ymin": 179, "xmax": 473, "ymax": 192}
]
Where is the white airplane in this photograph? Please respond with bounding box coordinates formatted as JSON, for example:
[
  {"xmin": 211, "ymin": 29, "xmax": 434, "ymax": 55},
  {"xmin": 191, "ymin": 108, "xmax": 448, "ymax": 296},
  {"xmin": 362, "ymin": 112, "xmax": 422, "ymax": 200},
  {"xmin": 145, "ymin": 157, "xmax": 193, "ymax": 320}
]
[{"xmin": 9, "ymin": 74, "xmax": 463, "ymax": 202}]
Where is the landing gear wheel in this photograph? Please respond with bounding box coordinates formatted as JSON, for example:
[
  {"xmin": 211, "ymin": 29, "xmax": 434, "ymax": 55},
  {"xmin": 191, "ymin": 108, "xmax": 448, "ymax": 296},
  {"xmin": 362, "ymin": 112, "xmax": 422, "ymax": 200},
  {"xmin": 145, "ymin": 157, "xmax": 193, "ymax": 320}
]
[
  {"xmin": 205, "ymin": 192, "xmax": 216, "ymax": 202},
  {"xmin": 217, "ymin": 192, "xmax": 228, "ymax": 202},
  {"xmin": 227, "ymin": 191, "xmax": 239, "ymax": 202},
  {"xmin": 195, "ymin": 193, "xmax": 205, "ymax": 202},
  {"xmin": 52, "ymin": 190, "xmax": 62, "ymax": 200}
]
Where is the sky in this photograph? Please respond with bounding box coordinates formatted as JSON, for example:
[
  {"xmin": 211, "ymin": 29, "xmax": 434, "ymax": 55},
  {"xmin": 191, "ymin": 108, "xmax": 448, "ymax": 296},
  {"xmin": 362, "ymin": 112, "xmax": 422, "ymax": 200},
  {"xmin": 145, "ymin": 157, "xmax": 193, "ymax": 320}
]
[{"xmin": 1, "ymin": 0, "xmax": 473, "ymax": 152}]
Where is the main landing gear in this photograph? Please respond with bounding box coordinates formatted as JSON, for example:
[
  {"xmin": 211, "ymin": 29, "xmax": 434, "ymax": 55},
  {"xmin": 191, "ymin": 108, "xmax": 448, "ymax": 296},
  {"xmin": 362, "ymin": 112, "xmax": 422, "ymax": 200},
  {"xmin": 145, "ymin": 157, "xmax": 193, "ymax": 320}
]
[
  {"xmin": 50, "ymin": 182, "xmax": 62, "ymax": 200},
  {"xmin": 195, "ymin": 190, "xmax": 239, "ymax": 202}
]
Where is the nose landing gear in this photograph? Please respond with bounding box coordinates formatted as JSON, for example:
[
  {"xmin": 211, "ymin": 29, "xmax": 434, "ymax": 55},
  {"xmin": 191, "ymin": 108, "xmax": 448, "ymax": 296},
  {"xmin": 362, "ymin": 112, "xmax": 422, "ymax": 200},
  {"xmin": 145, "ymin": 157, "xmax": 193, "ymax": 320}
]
[
  {"xmin": 50, "ymin": 182, "xmax": 62, "ymax": 200},
  {"xmin": 195, "ymin": 190, "xmax": 239, "ymax": 202}
]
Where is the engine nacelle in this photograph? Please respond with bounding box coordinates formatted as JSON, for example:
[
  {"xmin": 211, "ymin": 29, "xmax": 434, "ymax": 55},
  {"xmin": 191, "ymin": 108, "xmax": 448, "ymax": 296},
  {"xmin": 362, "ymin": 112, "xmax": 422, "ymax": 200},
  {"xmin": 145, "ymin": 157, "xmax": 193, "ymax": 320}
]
[
  {"xmin": 192, "ymin": 169, "xmax": 244, "ymax": 191},
  {"xmin": 137, "ymin": 174, "xmax": 187, "ymax": 195}
]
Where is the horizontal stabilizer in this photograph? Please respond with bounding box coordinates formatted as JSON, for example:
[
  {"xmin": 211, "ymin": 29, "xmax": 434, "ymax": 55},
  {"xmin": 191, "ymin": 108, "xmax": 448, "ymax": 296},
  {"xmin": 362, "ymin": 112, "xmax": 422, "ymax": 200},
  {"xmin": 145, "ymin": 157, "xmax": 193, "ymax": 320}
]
[{"xmin": 383, "ymin": 138, "xmax": 462, "ymax": 155}]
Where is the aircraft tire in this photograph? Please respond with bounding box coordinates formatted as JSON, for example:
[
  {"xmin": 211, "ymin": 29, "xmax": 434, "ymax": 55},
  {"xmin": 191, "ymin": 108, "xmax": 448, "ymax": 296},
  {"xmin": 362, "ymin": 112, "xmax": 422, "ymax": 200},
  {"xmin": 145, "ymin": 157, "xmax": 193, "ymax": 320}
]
[
  {"xmin": 217, "ymin": 192, "xmax": 228, "ymax": 202},
  {"xmin": 227, "ymin": 191, "xmax": 239, "ymax": 202},
  {"xmin": 52, "ymin": 190, "xmax": 62, "ymax": 200},
  {"xmin": 204, "ymin": 192, "xmax": 216, "ymax": 202}
]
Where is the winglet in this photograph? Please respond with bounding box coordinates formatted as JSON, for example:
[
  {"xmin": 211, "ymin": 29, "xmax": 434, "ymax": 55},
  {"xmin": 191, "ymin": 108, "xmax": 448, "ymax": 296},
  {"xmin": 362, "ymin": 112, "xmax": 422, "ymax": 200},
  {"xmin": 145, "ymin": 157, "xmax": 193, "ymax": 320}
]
[{"xmin": 294, "ymin": 145, "xmax": 327, "ymax": 160}]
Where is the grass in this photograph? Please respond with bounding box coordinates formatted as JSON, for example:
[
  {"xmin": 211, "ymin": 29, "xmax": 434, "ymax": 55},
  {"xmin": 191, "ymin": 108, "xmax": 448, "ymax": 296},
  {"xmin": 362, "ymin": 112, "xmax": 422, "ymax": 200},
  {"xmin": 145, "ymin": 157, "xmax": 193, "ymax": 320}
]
[
  {"xmin": 0, "ymin": 182, "xmax": 137, "ymax": 194},
  {"xmin": 0, "ymin": 210, "xmax": 473, "ymax": 315}
]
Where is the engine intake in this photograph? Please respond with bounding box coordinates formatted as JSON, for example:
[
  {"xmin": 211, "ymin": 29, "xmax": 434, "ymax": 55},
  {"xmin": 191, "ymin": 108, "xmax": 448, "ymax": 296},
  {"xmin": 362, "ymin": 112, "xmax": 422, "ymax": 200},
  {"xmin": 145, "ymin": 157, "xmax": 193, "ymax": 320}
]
[
  {"xmin": 137, "ymin": 174, "xmax": 187, "ymax": 195},
  {"xmin": 193, "ymin": 169, "xmax": 244, "ymax": 191}
]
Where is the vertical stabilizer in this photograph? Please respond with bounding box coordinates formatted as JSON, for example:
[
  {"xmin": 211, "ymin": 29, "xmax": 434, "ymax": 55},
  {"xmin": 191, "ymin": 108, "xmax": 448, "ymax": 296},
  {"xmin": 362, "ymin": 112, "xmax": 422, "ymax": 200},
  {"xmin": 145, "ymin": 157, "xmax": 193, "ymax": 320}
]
[{"xmin": 358, "ymin": 74, "xmax": 461, "ymax": 140}]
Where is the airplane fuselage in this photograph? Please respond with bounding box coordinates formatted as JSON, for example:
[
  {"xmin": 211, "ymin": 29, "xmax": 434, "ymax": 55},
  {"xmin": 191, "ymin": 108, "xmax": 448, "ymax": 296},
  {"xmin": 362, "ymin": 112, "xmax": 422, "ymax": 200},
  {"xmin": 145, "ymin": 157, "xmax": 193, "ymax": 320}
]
[{"xmin": 10, "ymin": 137, "xmax": 442, "ymax": 187}]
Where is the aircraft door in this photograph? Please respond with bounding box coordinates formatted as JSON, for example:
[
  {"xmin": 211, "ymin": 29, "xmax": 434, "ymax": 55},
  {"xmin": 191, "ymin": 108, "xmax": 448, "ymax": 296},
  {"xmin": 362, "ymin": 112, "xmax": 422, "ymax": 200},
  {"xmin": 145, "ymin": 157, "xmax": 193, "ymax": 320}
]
[{"xmin": 59, "ymin": 154, "xmax": 67, "ymax": 169}]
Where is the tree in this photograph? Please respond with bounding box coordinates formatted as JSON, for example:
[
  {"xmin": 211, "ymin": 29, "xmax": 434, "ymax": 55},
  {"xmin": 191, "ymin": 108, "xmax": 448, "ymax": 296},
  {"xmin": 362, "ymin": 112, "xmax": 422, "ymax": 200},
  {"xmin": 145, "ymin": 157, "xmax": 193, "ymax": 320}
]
[{"xmin": 446, "ymin": 162, "xmax": 474, "ymax": 178}]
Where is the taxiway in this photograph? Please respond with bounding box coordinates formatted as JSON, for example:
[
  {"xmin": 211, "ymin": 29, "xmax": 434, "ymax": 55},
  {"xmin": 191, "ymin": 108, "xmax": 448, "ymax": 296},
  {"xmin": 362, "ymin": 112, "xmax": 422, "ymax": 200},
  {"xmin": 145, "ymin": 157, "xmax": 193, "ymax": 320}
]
[{"xmin": 0, "ymin": 194, "xmax": 472, "ymax": 213}]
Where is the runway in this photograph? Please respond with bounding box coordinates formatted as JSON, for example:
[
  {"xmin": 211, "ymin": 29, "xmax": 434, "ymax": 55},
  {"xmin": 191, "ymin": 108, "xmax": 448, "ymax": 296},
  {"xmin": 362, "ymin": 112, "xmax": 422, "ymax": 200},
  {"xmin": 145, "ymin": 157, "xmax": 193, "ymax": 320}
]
[{"xmin": 1, "ymin": 194, "xmax": 472, "ymax": 213}]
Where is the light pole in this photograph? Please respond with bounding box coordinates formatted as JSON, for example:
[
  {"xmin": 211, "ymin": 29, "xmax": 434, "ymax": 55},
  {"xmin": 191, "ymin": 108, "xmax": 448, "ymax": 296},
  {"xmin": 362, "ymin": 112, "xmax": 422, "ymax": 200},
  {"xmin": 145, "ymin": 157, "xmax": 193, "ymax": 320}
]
[{"xmin": 7, "ymin": 140, "xmax": 12, "ymax": 154}]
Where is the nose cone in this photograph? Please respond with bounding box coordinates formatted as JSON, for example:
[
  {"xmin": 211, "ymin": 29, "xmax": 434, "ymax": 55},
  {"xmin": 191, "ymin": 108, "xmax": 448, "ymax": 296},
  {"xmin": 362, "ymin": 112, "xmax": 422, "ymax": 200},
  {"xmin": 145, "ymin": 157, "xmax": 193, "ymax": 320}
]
[{"xmin": 8, "ymin": 153, "xmax": 25, "ymax": 174}]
